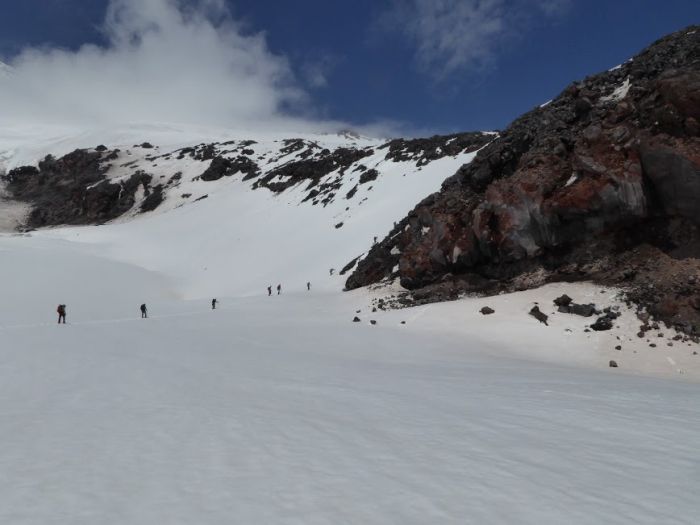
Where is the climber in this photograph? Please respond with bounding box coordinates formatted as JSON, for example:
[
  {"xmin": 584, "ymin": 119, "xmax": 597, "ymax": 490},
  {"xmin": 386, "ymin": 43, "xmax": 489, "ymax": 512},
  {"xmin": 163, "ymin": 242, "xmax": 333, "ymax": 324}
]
[
  {"xmin": 57, "ymin": 304, "xmax": 66, "ymax": 324},
  {"xmin": 140, "ymin": 303, "xmax": 148, "ymax": 319}
]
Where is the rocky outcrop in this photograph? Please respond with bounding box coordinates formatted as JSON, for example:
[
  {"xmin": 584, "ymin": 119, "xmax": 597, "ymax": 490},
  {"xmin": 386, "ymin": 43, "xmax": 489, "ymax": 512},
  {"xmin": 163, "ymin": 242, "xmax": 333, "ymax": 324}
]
[
  {"xmin": 348, "ymin": 26, "xmax": 700, "ymax": 334},
  {"xmin": 379, "ymin": 132, "xmax": 492, "ymax": 166},
  {"xmin": 2, "ymin": 149, "xmax": 154, "ymax": 227},
  {"xmin": 255, "ymin": 147, "xmax": 374, "ymax": 194},
  {"xmin": 200, "ymin": 155, "xmax": 259, "ymax": 181}
]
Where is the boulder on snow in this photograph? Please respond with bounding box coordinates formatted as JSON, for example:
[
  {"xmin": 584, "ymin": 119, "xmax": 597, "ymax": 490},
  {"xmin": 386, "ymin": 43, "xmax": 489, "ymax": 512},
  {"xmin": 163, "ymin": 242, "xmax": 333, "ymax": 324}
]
[
  {"xmin": 553, "ymin": 294, "xmax": 573, "ymax": 307},
  {"xmin": 480, "ymin": 306, "xmax": 495, "ymax": 315},
  {"xmin": 609, "ymin": 360, "xmax": 619, "ymax": 368},
  {"xmin": 529, "ymin": 306, "xmax": 549, "ymax": 326},
  {"xmin": 591, "ymin": 316, "xmax": 614, "ymax": 331},
  {"xmin": 569, "ymin": 303, "xmax": 597, "ymax": 317},
  {"xmin": 353, "ymin": 316, "xmax": 361, "ymax": 323}
]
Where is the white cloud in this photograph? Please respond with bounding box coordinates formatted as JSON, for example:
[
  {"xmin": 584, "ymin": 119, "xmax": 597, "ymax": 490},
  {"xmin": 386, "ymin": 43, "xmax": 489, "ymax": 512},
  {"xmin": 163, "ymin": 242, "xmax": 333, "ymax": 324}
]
[
  {"xmin": 301, "ymin": 54, "xmax": 338, "ymax": 89},
  {"xmin": 382, "ymin": 0, "xmax": 571, "ymax": 78},
  {"xmin": 0, "ymin": 0, "xmax": 331, "ymax": 131}
]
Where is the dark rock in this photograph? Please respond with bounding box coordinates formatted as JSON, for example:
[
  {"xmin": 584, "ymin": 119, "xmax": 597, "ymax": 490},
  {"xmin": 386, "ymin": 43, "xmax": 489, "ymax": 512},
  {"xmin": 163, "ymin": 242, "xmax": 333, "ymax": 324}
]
[
  {"xmin": 2, "ymin": 150, "xmax": 156, "ymax": 226},
  {"xmin": 353, "ymin": 317, "xmax": 361, "ymax": 323},
  {"xmin": 139, "ymin": 142, "xmax": 154, "ymax": 149},
  {"xmin": 339, "ymin": 256, "xmax": 361, "ymax": 276},
  {"xmin": 346, "ymin": 26, "xmax": 700, "ymax": 335},
  {"xmin": 609, "ymin": 360, "xmax": 619, "ymax": 368},
  {"xmin": 379, "ymin": 132, "xmax": 492, "ymax": 166},
  {"xmin": 591, "ymin": 316, "xmax": 614, "ymax": 331},
  {"xmin": 529, "ymin": 306, "xmax": 549, "ymax": 325},
  {"xmin": 256, "ymin": 146, "xmax": 373, "ymax": 196},
  {"xmin": 370, "ymin": 320, "xmax": 377, "ymax": 325},
  {"xmin": 569, "ymin": 304, "xmax": 596, "ymax": 317},
  {"xmin": 359, "ymin": 169, "xmax": 379, "ymax": 185},
  {"xmin": 200, "ymin": 155, "xmax": 259, "ymax": 182},
  {"xmin": 140, "ymin": 184, "xmax": 164, "ymax": 212},
  {"xmin": 480, "ymin": 306, "xmax": 495, "ymax": 315},
  {"xmin": 553, "ymin": 294, "xmax": 573, "ymax": 307}
]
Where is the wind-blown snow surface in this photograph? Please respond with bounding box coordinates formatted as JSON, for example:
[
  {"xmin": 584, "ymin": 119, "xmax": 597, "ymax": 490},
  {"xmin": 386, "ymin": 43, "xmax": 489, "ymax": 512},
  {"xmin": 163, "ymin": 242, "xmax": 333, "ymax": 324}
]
[
  {"xmin": 1, "ymin": 279, "xmax": 699, "ymax": 524},
  {"xmin": 1, "ymin": 128, "xmax": 699, "ymax": 523}
]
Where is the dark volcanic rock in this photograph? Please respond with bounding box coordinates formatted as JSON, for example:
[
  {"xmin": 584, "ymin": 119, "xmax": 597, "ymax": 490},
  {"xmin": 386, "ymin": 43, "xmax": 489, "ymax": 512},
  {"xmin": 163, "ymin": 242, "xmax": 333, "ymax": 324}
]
[
  {"xmin": 569, "ymin": 303, "xmax": 597, "ymax": 317},
  {"xmin": 359, "ymin": 169, "xmax": 379, "ymax": 185},
  {"xmin": 140, "ymin": 184, "xmax": 164, "ymax": 212},
  {"xmin": 529, "ymin": 306, "xmax": 549, "ymax": 325},
  {"xmin": 480, "ymin": 306, "xmax": 495, "ymax": 315},
  {"xmin": 347, "ymin": 25, "xmax": 700, "ymax": 334},
  {"xmin": 379, "ymin": 132, "xmax": 492, "ymax": 166},
  {"xmin": 3, "ymin": 149, "xmax": 155, "ymax": 227},
  {"xmin": 554, "ymin": 294, "xmax": 573, "ymax": 307},
  {"xmin": 591, "ymin": 316, "xmax": 614, "ymax": 331},
  {"xmin": 256, "ymin": 146, "xmax": 373, "ymax": 195},
  {"xmin": 200, "ymin": 155, "xmax": 259, "ymax": 181}
]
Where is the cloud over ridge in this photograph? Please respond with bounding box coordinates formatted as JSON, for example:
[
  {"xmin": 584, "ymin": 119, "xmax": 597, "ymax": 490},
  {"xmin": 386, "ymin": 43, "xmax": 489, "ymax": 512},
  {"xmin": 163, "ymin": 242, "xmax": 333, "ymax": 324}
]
[{"xmin": 0, "ymin": 0, "xmax": 323, "ymax": 131}]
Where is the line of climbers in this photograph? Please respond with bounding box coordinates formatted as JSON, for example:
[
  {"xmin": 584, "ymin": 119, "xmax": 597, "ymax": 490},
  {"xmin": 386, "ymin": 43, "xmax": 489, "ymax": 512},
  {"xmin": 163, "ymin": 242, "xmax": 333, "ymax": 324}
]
[{"xmin": 55, "ymin": 281, "xmax": 320, "ymax": 324}]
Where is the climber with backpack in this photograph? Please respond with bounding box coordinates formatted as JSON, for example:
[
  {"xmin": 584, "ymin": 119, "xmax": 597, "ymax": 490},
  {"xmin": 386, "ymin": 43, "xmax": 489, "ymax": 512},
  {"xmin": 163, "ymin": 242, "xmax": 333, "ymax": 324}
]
[{"xmin": 57, "ymin": 304, "xmax": 66, "ymax": 324}]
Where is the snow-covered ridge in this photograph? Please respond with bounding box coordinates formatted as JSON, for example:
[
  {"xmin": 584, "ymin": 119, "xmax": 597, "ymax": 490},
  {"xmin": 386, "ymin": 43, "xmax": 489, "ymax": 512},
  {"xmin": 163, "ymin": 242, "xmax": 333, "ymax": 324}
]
[
  {"xmin": 0, "ymin": 126, "xmax": 491, "ymax": 299},
  {"xmin": 1, "ymin": 127, "xmax": 492, "ymax": 232}
]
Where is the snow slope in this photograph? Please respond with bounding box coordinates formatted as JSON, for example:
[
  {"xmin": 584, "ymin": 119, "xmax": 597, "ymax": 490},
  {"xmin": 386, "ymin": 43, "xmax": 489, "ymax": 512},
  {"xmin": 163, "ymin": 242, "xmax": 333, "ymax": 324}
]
[
  {"xmin": 1, "ymin": 276, "xmax": 699, "ymax": 524},
  {"xmin": 1, "ymin": 124, "xmax": 483, "ymax": 296},
  {"xmin": 1, "ymin": 126, "xmax": 699, "ymax": 523}
]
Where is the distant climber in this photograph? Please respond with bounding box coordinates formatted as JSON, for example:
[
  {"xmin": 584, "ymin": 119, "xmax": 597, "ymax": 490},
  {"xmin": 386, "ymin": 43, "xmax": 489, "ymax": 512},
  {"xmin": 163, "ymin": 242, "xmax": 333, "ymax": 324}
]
[
  {"xmin": 373, "ymin": 236, "xmax": 377, "ymax": 244},
  {"xmin": 267, "ymin": 286, "xmax": 272, "ymax": 296},
  {"xmin": 212, "ymin": 298, "xmax": 217, "ymax": 310},
  {"xmin": 277, "ymin": 284, "xmax": 282, "ymax": 295},
  {"xmin": 329, "ymin": 268, "xmax": 334, "ymax": 276},
  {"xmin": 140, "ymin": 303, "xmax": 148, "ymax": 319},
  {"xmin": 57, "ymin": 304, "xmax": 66, "ymax": 324},
  {"xmin": 307, "ymin": 282, "xmax": 311, "ymax": 291}
]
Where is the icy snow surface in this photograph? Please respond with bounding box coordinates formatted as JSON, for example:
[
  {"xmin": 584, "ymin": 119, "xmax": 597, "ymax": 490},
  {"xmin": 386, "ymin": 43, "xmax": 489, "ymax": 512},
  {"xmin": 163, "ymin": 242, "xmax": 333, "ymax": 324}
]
[{"xmin": 0, "ymin": 126, "xmax": 699, "ymax": 524}]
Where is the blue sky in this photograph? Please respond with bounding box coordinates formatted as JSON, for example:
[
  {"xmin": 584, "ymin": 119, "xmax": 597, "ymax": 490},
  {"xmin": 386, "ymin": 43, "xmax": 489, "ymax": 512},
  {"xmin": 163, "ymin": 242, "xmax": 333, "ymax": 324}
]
[{"xmin": 0, "ymin": 0, "xmax": 697, "ymax": 134}]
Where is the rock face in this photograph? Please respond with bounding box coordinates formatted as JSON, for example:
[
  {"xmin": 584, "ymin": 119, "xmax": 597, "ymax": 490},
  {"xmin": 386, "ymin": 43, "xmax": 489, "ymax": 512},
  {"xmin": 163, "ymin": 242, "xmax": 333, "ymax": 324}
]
[
  {"xmin": 347, "ymin": 26, "xmax": 700, "ymax": 334},
  {"xmin": 2, "ymin": 130, "xmax": 492, "ymax": 230},
  {"xmin": 2, "ymin": 149, "xmax": 154, "ymax": 228},
  {"xmin": 378, "ymin": 132, "xmax": 492, "ymax": 166}
]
